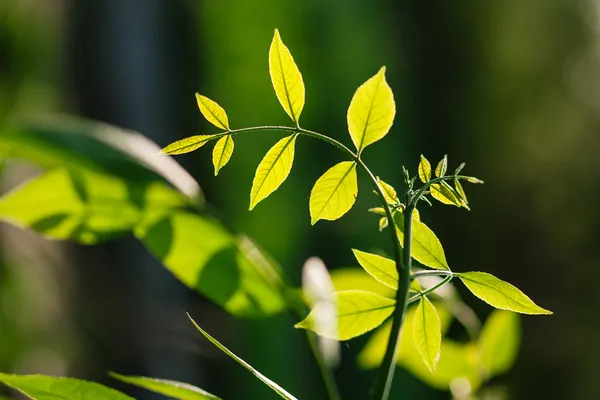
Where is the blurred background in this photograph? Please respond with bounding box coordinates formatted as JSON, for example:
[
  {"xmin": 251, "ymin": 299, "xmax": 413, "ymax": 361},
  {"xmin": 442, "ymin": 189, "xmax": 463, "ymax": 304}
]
[{"xmin": 0, "ymin": 0, "xmax": 598, "ymax": 399}]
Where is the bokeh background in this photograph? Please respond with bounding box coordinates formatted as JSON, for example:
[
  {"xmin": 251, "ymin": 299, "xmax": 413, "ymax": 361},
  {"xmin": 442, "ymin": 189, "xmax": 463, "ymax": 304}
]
[{"xmin": 1, "ymin": 0, "xmax": 598, "ymax": 399}]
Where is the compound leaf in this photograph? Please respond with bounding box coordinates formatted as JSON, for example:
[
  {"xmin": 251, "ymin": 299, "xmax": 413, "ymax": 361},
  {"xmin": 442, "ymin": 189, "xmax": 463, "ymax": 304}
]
[
  {"xmin": 347, "ymin": 67, "xmax": 395, "ymax": 152},
  {"xmin": 110, "ymin": 373, "xmax": 221, "ymax": 400},
  {"xmin": 249, "ymin": 134, "xmax": 297, "ymax": 210},
  {"xmin": 296, "ymin": 290, "xmax": 395, "ymax": 340},
  {"xmin": 457, "ymin": 272, "xmax": 552, "ymax": 315},
  {"xmin": 413, "ymin": 296, "xmax": 442, "ymax": 372},
  {"xmin": 195, "ymin": 94, "xmax": 230, "ymax": 131},
  {"xmin": 309, "ymin": 161, "xmax": 358, "ymax": 224},
  {"xmin": 269, "ymin": 29, "xmax": 305, "ymax": 124},
  {"xmin": 162, "ymin": 135, "xmax": 219, "ymax": 155},
  {"xmin": 212, "ymin": 135, "xmax": 234, "ymax": 175}
]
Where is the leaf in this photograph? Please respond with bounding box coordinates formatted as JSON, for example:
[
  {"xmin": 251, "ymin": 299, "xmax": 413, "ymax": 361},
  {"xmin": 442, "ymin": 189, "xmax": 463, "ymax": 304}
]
[
  {"xmin": 249, "ymin": 134, "xmax": 297, "ymax": 210},
  {"xmin": 330, "ymin": 268, "xmax": 394, "ymax": 299},
  {"xmin": 269, "ymin": 29, "xmax": 305, "ymax": 124},
  {"xmin": 212, "ymin": 135, "xmax": 234, "ymax": 175},
  {"xmin": 377, "ymin": 178, "xmax": 399, "ymax": 204},
  {"xmin": 352, "ymin": 249, "xmax": 398, "ymax": 290},
  {"xmin": 195, "ymin": 94, "xmax": 230, "ymax": 131},
  {"xmin": 454, "ymin": 162, "xmax": 466, "ymax": 175},
  {"xmin": 0, "ymin": 373, "xmax": 133, "ymax": 400},
  {"xmin": 347, "ymin": 67, "xmax": 396, "ymax": 152},
  {"xmin": 394, "ymin": 212, "xmax": 450, "ymax": 270},
  {"xmin": 478, "ymin": 310, "xmax": 520, "ymax": 378},
  {"xmin": 309, "ymin": 161, "xmax": 358, "ymax": 224},
  {"xmin": 368, "ymin": 207, "xmax": 386, "ymax": 216},
  {"xmin": 418, "ymin": 155, "xmax": 431, "ymax": 183},
  {"xmin": 162, "ymin": 135, "xmax": 219, "ymax": 155},
  {"xmin": 457, "ymin": 272, "xmax": 552, "ymax": 315},
  {"xmin": 295, "ymin": 290, "xmax": 395, "ymax": 340},
  {"xmin": 454, "ymin": 178, "xmax": 468, "ymax": 204},
  {"xmin": 110, "ymin": 373, "xmax": 221, "ymax": 400},
  {"xmin": 188, "ymin": 314, "xmax": 297, "ymax": 400},
  {"xmin": 0, "ymin": 169, "xmax": 186, "ymax": 244},
  {"xmin": 378, "ymin": 217, "xmax": 388, "ymax": 231},
  {"xmin": 465, "ymin": 176, "xmax": 484, "ymax": 184},
  {"xmin": 137, "ymin": 211, "xmax": 287, "ymax": 317},
  {"xmin": 430, "ymin": 183, "xmax": 462, "ymax": 207},
  {"xmin": 413, "ymin": 296, "xmax": 442, "ymax": 372},
  {"xmin": 435, "ymin": 155, "xmax": 447, "ymax": 177}
]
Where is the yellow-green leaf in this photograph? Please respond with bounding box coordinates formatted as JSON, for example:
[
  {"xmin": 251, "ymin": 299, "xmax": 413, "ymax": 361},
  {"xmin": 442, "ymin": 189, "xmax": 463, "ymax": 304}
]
[
  {"xmin": 352, "ymin": 249, "xmax": 398, "ymax": 290},
  {"xmin": 395, "ymin": 212, "xmax": 449, "ymax": 270},
  {"xmin": 110, "ymin": 373, "xmax": 221, "ymax": 400},
  {"xmin": 413, "ymin": 296, "xmax": 442, "ymax": 372},
  {"xmin": 457, "ymin": 272, "xmax": 552, "ymax": 315},
  {"xmin": 212, "ymin": 135, "xmax": 234, "ymax": 175},
  {"xmin": 418, "ymin": 155, "xmax": 431, "ymax": 183},
  {"xmin": 368, "ymin": 207, "xmax": 386, "ymax": 216},
  {"xmin": 295, "ymin": 290, "xmax": 395, "ymax": 340},
  {"xmin": 413, "ymin": 208, "xmax": 420, "ymax": 221},
  {"xmin": 454, "ymin": 179, "xmax": 468, "ymax": 204},
  {"xmin": 249, "ymin": 134, "xmax": 297, "ymax": 210},
  {"xmin": 162, "ymin": 135, "xmax": 219, "ymax": 155},
  {"xmin": 377, "ymin": 177, "xmax": 399, "ymax": 204},
  {"xmin": 195, "ymin": 94, "xmax": 230, "ymax": 131},
  {"xmin": 465, "ymin": 176, "xmax": 484, "ymax": 184},
  {"xmin": 435, "ymin": 155, "xmax": 448, "ymax": 177},
  {"xmin": 430, "ymin": 183, "xmax": 462, "ymax": 207},
  {"xmin": 309, "ymin": 161, "xmax": 358, "ymax": 224},
  {"xmin": 478, "ymin": 310, "xmax": 520, "ymax": 378},
  {"xmin": 347, "ymin": 67, "xmax": 395, "ymax": 152},
  {"xmin": 269, "ymin": 29, "xmax": 305, "ymax": 124},
  {"xmin": 330, "ymin": 268, "xmax": 394, "ymax": 299},
  {"xmin": 378, "ymin": 217, "xmax": 388, "ymax": 231}
]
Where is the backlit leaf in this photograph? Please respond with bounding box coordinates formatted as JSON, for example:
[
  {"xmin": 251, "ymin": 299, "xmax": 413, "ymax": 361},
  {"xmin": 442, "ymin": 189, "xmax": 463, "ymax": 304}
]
[
  {"xmin": 195, "ymin": 94, "xmax": 230, "ymax": 131},
  {"xmin": 418, "ymin": 155, "xmax": 431, "ymax": 183},
  {"xmin": 457, "ymin": 272, "xmax": 552, "ymax": 315},
  {"xmin": 188, "ymin": 315, "xmax": 297, "ymax": 400},
  {"xmin": 249, "ymin": 134, "xmax": 297, "ymax": 210},
  {"xmin": 454, "ymin": 179, "xmax": 468, "ymax": 204},
  {"xmin": 162, "ymin": 135, "xmax": 219, "ymax": 155},
  {"xmin": 395, "ymin": 212, "xmax": 450, "ymax": 270},
  {"xmin": 377, "ymin": 178, "xmax": 399, "ymax": 205},
  {"xmin": 478, "ymin": 310, "xmax": 520, "ymax": 378},
  {"xmin": 430, "ymin": 183, "xmax": 462, "ymax": 207},
  {"xmin": 110, "ymin": 373, "xmax": 221, "ymax": 400},
  {"xmin": 352, "ymin": 249, "xmax": 398, "ymax": 290},
  {"xmin": 347, "ymin": 67, "xmax": 395, "ymax": 152},
  {"xmin": 269, "ymin": 29, "xmax": 305, "ymax": 124},
  {"xmin": 309, "ymin": 161, "xmax": 358, "ymax": 224},
  {"xmin": 465, "ymin": 176, "xmax": 484, "ymax": 184},
  {"xmin": 330, "ymin": 268, "xmax": 394, "ymax": 299},
  {"xmin": 435, "ymin": 155, "xmax": 447, "ymax": 177},
  {"xmin": 413, "ymin": 297, "xmax": 442, "ymax": 372},
  {"xmin": 295, "ymin": 290, "xmax": 395, "ymax": 340},
  {"xmin": 0, "ymin": 373, "xmax": 133, "ymax": 400},
  {"xmin": 212, "ymin": 135, "xmax": 234, "ymax": 175},
  {"xmin": 378, "ymin": 217, "xmax": 388, "ymax": 231}
]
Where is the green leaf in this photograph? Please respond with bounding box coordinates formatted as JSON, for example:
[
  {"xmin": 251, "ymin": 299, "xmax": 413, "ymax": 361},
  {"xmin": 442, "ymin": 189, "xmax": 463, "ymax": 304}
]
[
  {"xmin": 347, "ymin": 67, "xmax": 396, "ymax": 152},
  {"xmin": 162, "ymin": 135, "xmax": 219, "ymax": 155},
  {"xmin": 0, "ymin": 169, "xmax": 186, "ymax": 244},
  {"xmin": 457, "ymin": 272, "xmax": 552, "ymax": 315},
  {"xmin": 478, "ymin": 310, "xmax": 520, "ymax": 378},
  {"xmin": 309, "ymin": 161, "xmax": 358, "ymax": 224},
  {"xmin": 0, "ymin": 373, "xmax": 133, "ymax": 400},
  {"xmin": 368, "ymin": 207, "xmax": 386, "ymax": 216},
  {"xmin": 188, "ymin": 314, "xmax": 297, "ymax": 400},
  {"xmin": 435, "ymin": 155, "xmax": 447, "ymax": 177},
  {"xmin": 377, "ymin": 178, "xmax": 399, "ymax": 205},
  {"xmin": 330, "ymin": 268, "xmax": 394, "ymax": 299},
  {"xmin": 195, "ymin": 94, "xmax": 230, "ymax": 131},
  {"xmin": 418, "ymin": 155, "xmax": 431, "ymax": 183},
  {"xmin": 296, "ymin": 290, "xmax": 395, "ymax": 340},
  {"xmin": 394, "ymin": 212, "xmax": 450, "ymax": 270},
  {"xmin": 352, "ymin": 249, "xmax": 398, "ymax": 290},
  {"xmin": 430, "ymin": 183, "xmax": 462, "ymax": 208},
  {"xmin": 249, "ymin": 134, "xmax": 297, "ymax": 210},
  {"xmin": 110, "ymin": 373, "xmax": 221, "ymax": 400},
  {"xmin": 212, "ymin": 135, "xmax": 234, "ymax": 175},
  {"xmin": 454, "ymin": 162, "xmax": 466, "ymax": 175},
  {"xmin": 378, "ymin": 217, "xmax": 388, "ymax": 231},
  {"xmin": 413, "ymin": 296, "xmax": 442, "ymax": 372},
  {"xmin": 465, "ymin": 176, "xmax": 484, "ymax": 184},
  {"xmin": 269, "ymin": 29, "xmax": 305, "ymax": 124},
  {"xmin": 454, "ymin": 178, "xmax": 468, "ymax": 205},
  {"xmin": 137, "ymin": 211, "xmax": 286, "ymax": 317}
]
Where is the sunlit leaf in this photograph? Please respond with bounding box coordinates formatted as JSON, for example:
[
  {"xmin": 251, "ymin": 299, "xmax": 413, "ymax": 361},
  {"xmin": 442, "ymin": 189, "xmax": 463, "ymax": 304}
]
[
  {"xmin": 188, "ymin": 315, "xmax": 297, "ymax": 400},
  {"xmin": 430, "ymin": 183, "xmax": 462, "ymax": 208},
  {"xmin": 110, "ymin": 373, "xmax": 221, "ymax": 400},
  {"xmin": 413, "ymin": 296, "xmax": 441, "ymax": 372},
  {"xmin": 309, "ymin": 161, "xmax": 358, "ymax": 224},
  {"xmin": 395, "ymin": 212, "xmax": 450, "ymax": 270},
  {"xmin": 195, "ymin": 94, "xmax": 230, "ymax": 131},
  {"xmin": 269, "ymin": 29, "xmax": 305, "ymax": 124},
  {"xmin": 295, "ymin": 290, "xmax": 395, "ymax": 340},
  {"xmin": 454, "ymin": 179, "xmax": 468, "ymax": 205},
  {"xmin": 478, "ymin": 311, "xmax": 520, "ymax": 378},
  {"xmin": 347, "ymin": 67, "xmax": 395, "ymax": 152},
  {"xmin": 435, "ymin": 155, "xmax": 447, "ymax": 177},
  {"xmin": 454, "ymin": 162, "xmax": 466, "ymax": 175},
  {"xmin": 378, "ymin": 217, "xmax": 388, "ymax": 231},
  {"xmin": 249, "ymin": 134, "xmax": 297, "ymax": 210},
  {"xmin": 457, "ymin": 272, "xmax": 552, "ymax": 315},
  {"xmin": 0, "ymin": 373, "xmax": 133, "ymax": 400},
  {"xmin": 162, "ymin": 135, "xmax": 219, "ymax": 155},
  {"xmin": 368, "ymin": 207, "xmax": 386, "ymax": 216},
  {"xmin": 138, "ymin": 211, "xmax": 286, "ymax": 317},
  {"xmin": 352, "ymin": 249, "xmax": 398, "ymax": 290},
  {"xmin": 377, "ymin": 178, "xmax": 399, "ymax": 204},
  {"xmin": 212, "ymin": 135, "xmax": 234, "ymax": 175},
  {"xmin": 418, "ymin": 155, "xmax": 431, "ymax": 183},
  {"xmin": 330, "ymin": 268, "xmax": 394, "ymax": 298},
  {"xmin": 465, "ymin": 176, "xmax": 484, "ymax": 184}
]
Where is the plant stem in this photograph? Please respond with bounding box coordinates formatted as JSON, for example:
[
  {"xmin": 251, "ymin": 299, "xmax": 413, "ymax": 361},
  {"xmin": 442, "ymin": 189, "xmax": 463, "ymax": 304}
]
[
  {"xmin": 411, "ymin": 270, "xmax": 453, "ymax": 279},
  {"xmin": 303, "ymin": 330, "xmax": 342, "ymax": 400}
]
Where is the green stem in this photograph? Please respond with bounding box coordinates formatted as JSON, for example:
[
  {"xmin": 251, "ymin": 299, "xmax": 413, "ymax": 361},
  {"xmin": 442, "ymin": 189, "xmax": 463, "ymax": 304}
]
[
  {"xmin": 411, "ymin": 270, "xmax": 453, "ymax": 279},
  {"xmin": 303, "ymin": 329, "xmax": 342, "ymax": 400},
  {"xmin": 407, "ymin": 275, "xmax": 453, "ymax": 305}
]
